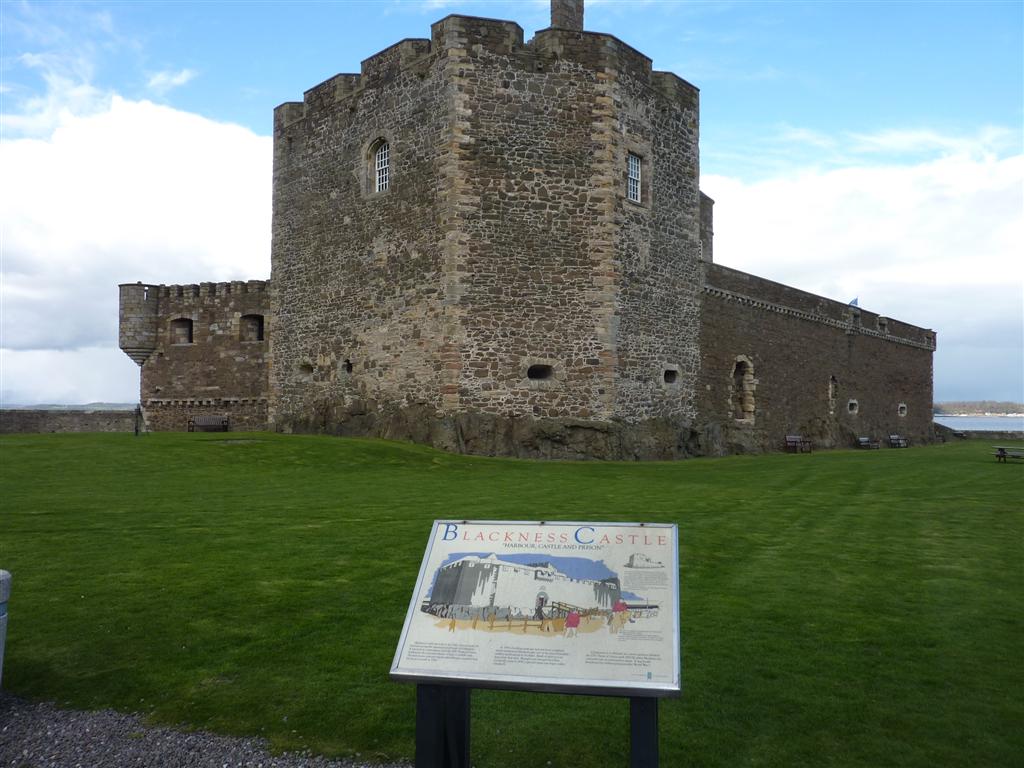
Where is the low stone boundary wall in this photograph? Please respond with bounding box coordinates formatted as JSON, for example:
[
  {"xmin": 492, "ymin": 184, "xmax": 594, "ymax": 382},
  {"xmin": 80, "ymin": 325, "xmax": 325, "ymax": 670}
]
[
  {"xmin": 0, "ymin": 410, "xmax": 135, "ymax": 434},
  {"xmin": 934, "ymin": 422, "xmax": 1023, "ymax": 442},
  {"xmin": 956, "ymin": 430, "xmax": 1024, "ymax": 441}
]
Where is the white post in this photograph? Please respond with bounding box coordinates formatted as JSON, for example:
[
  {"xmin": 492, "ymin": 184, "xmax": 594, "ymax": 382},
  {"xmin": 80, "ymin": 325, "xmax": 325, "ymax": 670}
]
[{"xmin": 0, "ymin": 570, "xmax": 10, "ymax": 688}]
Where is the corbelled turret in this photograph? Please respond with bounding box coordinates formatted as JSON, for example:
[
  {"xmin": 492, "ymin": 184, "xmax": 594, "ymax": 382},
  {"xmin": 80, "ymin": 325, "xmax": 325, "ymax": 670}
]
[{"xmin": 118, "ymin": 282, "xmax": 159, "ymax": 366}]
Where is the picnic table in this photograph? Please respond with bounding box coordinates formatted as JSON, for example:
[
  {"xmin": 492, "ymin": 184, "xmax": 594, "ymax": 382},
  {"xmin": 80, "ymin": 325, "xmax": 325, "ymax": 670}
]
[{"xmin": 993, "ymin": 446, "xmax": 1024, "ymax": 463}]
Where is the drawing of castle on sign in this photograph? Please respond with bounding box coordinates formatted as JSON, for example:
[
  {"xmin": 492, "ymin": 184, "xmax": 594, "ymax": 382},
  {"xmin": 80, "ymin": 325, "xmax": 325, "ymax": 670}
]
[
  {"xmin": 421, "ymin": 553, "xmax": 655, "ymax": 636},
  {"xmin": 626, "ymin": 553, "xmax": 664, "ymax": 569}
]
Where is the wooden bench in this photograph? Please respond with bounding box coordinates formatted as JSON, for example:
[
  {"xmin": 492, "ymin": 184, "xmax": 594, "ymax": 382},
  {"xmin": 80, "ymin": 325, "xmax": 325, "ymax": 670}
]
[
  {"xmin": 188, "ymin": 414, "xmax": 229, "ymax": 432},
  {"xmin": 785, "ymin": 435, "xmax": 812, "ymax": 453},
  {"xmin": 857, "ymin": 437, "xmax": 880, "ymax": 449},
  {"xmin": 993, "ymin": 447, "xmax": 1024, "ymax": 463},
  {"xmin": 888, "ymin": 434, "xmax": 909, "ymax": 448}
]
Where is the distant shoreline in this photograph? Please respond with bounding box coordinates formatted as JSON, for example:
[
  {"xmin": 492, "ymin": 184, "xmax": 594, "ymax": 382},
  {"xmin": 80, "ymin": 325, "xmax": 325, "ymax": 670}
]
[
  {"xmin": 0, "ymin": 403, "xmax": 136, "ymax": 411},
  {"xmin": 936, "ymin": 412, "xmax": 1024, "ymax": 418}
]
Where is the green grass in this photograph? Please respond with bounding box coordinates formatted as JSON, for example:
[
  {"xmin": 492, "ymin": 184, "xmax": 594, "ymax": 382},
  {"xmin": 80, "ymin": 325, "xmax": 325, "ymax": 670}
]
[{"xmin": 1, "ymin": 433, "xmax": 1021, "ymax": 766}]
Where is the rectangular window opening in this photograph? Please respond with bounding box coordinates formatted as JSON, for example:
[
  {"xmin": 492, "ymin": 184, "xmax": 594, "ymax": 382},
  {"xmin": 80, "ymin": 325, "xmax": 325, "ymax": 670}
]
[{"xmin": 627, "ymin": 153, "xmax": 642, "ymax": 203}]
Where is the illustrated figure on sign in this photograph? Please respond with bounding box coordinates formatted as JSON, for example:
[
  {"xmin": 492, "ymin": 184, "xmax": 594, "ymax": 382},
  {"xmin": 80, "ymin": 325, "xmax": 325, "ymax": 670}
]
[
  {"xmin": 609, "ymin": 598, "xmax": 629, "ymax": 633},
  {"xmin": 564, "ymin": 609, "xmax": 581, "ymax": 639}
]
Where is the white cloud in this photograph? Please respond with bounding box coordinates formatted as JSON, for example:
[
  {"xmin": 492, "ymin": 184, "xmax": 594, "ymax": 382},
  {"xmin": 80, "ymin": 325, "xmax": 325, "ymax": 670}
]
[
  {"xmin": 0, "ymin": 66, "xmax": 110, "ymax": 138},
  {"xmin": 702, "ymin": 146, "xmax": 1024, "ymax": 402},
  {"xmin": 705, "ymin": 124, "xmax": 1020, "ymax": 181},
  {"xmin": 0, "ymin": 346, "xmax": 140, "ymax": 405},
  {"xmin": 1, "ymin": 95, "xmax": 271, "ymax": 403},
  {"xmin": 146, "ymin": 68, "xmax": 197, "ymax": 94}
]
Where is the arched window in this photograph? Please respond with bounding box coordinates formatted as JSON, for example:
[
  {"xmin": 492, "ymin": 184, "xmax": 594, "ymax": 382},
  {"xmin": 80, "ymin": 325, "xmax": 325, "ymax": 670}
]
[
  {"xmin": 170, "ymin": 318, "xmax": 193, "ymax": 345},
  {"xmin": 371, "ymin": 139, "xmax": 389, "ymax": 193},
  {"xmin": 240, "ymin": 314, "xmax": 265, "ymax": 342}
]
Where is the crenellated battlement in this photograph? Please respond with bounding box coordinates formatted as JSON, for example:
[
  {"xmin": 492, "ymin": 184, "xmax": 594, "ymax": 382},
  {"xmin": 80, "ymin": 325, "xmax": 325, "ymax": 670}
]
[
  {"xmin": 155, "ymin": 280, "xmax": 269, "ymax": 299},
  {"xmin": 273, "ymin": 10, "xmax": 698, "ymax": 136}
]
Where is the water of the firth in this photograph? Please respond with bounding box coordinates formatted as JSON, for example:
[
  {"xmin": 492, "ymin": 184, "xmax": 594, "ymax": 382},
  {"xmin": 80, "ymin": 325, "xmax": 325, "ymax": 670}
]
[{"xmin": 934, "ymin": 415, "xmax": 1024, "ymax": 432}]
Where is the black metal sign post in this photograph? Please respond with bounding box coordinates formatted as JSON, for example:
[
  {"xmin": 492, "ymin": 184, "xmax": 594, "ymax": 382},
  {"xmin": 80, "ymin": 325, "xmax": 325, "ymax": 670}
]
[
  {"xmin": 630, "ymin": 697, "xmax": 659, "ymax": 768},
  {"xmin": 415, "ymin": 684, "xmax": 471, "ymax": 768},
  {"xmin": 414, "ymin": 685, "xmax": 660, "ymax": 768}
]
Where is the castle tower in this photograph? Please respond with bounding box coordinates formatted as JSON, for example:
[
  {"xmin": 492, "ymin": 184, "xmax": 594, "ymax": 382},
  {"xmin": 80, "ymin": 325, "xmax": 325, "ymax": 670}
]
[
  {"xmin": 269, "ymin": 0, "xmax": 704, "ymax": 451},
  {"xmin": 116, "ymin": 0, "xmax": 937, "ymax": 453},
  {"xmin": 118, "ymin": 282, "xmax": 160, "ymax": 367}
]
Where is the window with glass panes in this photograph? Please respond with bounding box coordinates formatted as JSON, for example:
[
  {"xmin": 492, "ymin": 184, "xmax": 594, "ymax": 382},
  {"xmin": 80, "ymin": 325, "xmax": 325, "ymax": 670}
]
[
  {"xmin": 375, "ymin": 142, "xmax": 390, "ymax": 192},
  {"xmin": 627, "ymin": 153, "xmax": 641, "ymax": 202}
]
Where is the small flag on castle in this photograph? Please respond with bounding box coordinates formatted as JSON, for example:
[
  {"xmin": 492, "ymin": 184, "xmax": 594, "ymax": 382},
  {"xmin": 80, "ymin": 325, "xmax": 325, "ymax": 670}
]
[{"xmin": 849, "ymin": 297, "xmax": 859, "ymax": 307}]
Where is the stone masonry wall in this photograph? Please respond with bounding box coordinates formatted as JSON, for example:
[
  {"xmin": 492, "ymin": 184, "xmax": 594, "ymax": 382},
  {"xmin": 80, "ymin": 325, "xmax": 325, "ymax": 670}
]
[
  {"xmin": 120, "ymin": 281, "xmax": 271, "ymax": 431},
  {"xmin": 697, "ymin": 263, "xmax": 935, "ymax": 453},
  {"xmin": 142, "ymin": 400, "xmax": 268, "ymax": 432},
  {"xmin": 270, "ymin": 31, "xmax": 455, "ymax": 432},
  {"xmin": 446, "ymin": 22, "xmax": 620, "ymax": 423},
  {"xmin": 0, "ymin": 410, "xmax": 135, "ymax": 434},
  {"xmin": 607, "ymin": 62, "xmax": 702, "ymax": 424}
]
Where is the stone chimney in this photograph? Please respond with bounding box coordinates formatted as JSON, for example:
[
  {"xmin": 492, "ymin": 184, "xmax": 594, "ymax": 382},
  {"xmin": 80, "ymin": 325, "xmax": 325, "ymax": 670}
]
[{"xmin": 551, "ymin": 0, "xmax": 584, "ymax": 31}]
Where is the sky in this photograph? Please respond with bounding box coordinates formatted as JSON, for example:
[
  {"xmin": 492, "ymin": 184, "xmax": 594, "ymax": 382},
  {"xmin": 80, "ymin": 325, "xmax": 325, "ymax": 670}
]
[{"xmin": 1, "ymin": 0, "xmax": 1022, "ymax": 405}]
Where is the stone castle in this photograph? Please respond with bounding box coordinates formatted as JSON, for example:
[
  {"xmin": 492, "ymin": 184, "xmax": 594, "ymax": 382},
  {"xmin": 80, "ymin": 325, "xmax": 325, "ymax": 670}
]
[{"xmin": 119, "ymin": 0, "xmax": 935, "ymax": 459}]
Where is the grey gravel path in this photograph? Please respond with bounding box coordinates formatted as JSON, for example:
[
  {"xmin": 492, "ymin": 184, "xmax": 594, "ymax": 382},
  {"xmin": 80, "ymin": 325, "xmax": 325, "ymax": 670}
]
[{"xmin": 0, "ymin": 694, "xmax": 413, "ymax": 768}]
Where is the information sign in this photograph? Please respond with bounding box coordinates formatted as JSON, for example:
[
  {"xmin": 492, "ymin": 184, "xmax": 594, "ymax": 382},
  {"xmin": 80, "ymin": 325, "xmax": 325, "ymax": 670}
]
[{"xmin": 391, "ymin": 520, "xmax": 680, "ymax": 697}]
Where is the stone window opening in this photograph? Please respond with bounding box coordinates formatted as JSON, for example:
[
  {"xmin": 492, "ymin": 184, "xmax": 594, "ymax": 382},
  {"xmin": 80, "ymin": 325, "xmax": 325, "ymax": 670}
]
[
  {"xmin": 370, "ymin": 138, "xmax": 390, "ymax": 193},
  {"xmin": 730, "ymin": 356, "xmax": 756, "ymax": 422},
  {"xmin": 897, "ymin": 403, "xmax": 908, "ymax": 417},
  {"xmin": 848, "ymin": 399, "xmax": 859, "ymax": 415},
  {"xmin": 877, "ymin": 317, "xmax": 889, "ymax": 334},
  {"xmin": 663, "ymin": 369, "xmax": 678, "ymax": 384},
  {"xmin": 344, "ymin": 358, "xmax": 354, "ymax": 374},
  {"xmin": 828, "ymin": 375, "xmax": 838, "ymax": 415},
  {"xmin": 298, "ymin": 362, "xmax": 314, "ymax": 382},
  {"xmin": 527, "ymin": 364, "xmax": 554, "ymax": 381},
  {"xmin": 627, "ymin": 152, "xmax": 642, "ymax": 203},
  {"xmin": 170, "ymin": 318, "xmax": 193, "ymax": 345},
  {"xmin": 240, "ymin": 314, "xmax": 265, "ymax": 342}
]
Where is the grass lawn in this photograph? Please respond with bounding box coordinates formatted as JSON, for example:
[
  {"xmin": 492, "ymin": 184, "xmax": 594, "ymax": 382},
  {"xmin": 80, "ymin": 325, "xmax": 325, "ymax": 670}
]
[{"xmin": 1, "ymin": 433, "xmax": 1021, "ymax": 766}]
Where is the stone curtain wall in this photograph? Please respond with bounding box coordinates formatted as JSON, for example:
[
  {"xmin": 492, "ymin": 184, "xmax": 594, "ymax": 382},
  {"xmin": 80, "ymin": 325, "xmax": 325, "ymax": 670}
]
[
  {"xmin": 0, "ymin": 410, "xmax": 135, "ymax": 434},
  {"xmin": 697, "ymin": 263, "xmax": 935, "ymax": 453},
  {"xmin": 270, "ymin": 32, "xmax": 455, "ymax": 433},
  {"xmin": 142, "ymin": 399, "xmax": 268, "ymax": 432}
]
